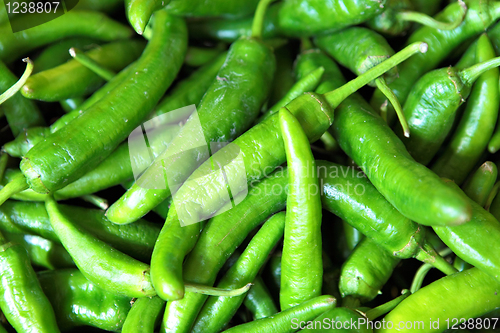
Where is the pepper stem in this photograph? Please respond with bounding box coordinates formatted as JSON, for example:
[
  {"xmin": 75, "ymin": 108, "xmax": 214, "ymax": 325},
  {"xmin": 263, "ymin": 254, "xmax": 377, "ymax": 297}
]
[
  {"xmin": 410, "ymin": 263, "xmax": 432, "ymax": 293},
  {"xmin": 458, "ymin": 56, "xmax": 500, "ymax": 87},
  {"xmin": 0, "ymin": 58, "xmax": 33, "ymax": 105},
  {"xmin": 0, "ymin": 172, "xmax": 28, "ymax": 206},
  {"xmin": 324, "ymin": 42, "xmax": 428, "ymax": 109},
  {"xmin": 251, "ymin": 0, "xmax": 275, "ymax": 39},
  {"xmin": 320, "ymin": 131, "xmax": 339, "ymax": 152},
  {"xmin": 81, "ymin": 194, "xmax": 109, "ymax": 210},
  {"xmin": 185, "ymin": 282, "xmax": 252, "ymax": 296},
  {"xmin": 375, "ymin": 77, "xmax": 410, "ymax": 137},
  {"xmin": 69, "ymin": 48, "xmax": 116, "ymax": 81},
  {"xmin": 414, "ymin": 240, "xmax": 456, "ymax": 275},
  {"xmin": 411, "ymin": 247, "xmax": 454, "ymax": 293},
  {"xmin": 365, "ymin": 289, "xmax": 411, "ymax": 320},
  {"xmin": 397, "ymin": 0, "xmax": 467, "ymax": 31}
]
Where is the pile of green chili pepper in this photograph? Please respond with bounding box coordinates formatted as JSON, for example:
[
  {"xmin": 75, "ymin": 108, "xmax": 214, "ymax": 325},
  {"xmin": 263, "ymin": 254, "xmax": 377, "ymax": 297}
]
[{"xmin": 3, "ymin": 0, "xmax": 500, "ymax": 332}]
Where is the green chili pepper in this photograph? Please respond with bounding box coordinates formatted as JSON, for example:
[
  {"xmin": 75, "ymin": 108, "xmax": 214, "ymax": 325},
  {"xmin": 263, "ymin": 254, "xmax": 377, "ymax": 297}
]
[
  {"xmin": 243, "ymin": 276, "xmax": 278, "ymax": 320},
  {"xmin": 0, "ymin": 200, "xmax": 160, "ymax": 262},
  {"xmin": 161, "ymin": 169, "xmax": 287, "ymax": 332},
  {"xmin": 431, "ymin": 34, "xmax": 499, "ymax": 183},
  {"xmin": 277, "ymin": 0, "xmax": 386, "ymax": 37},
  {"xmin": 0, "ymin": 230, "xmax": 61, "ymax": 333},
  {"xmin": 0, "ymin": 10, "xmax": 132, "ymax": 63},
  {"xmin": 329, "ymin": 61, "xmax": 472, "ymax": 226},
  {"xmin": 38, "ymin": 268, "xmax": 132, "ymax": 331},
  {"xmin": 17, "ymin": 10, "xmax": 186, "ymax": 195},
  {"xmin": 33, "ymin": 37, "xmax": 98, "ymax": 73},
  {"xmin": 462, "ymin": 161, "xmax": 498, "ymax": 207},
  {"xmin": 279, "ymin": 107, "xmax": 322, "ymax": 310},
  {"xmin": 340, "ymin": 238, "xmax": 401, "ymax": 305},
  {"xmin": 45, "ymin": 195, "xmax": 156, "ymax": 298},
  {"xmin": 122, "ymin": 296, "xmax": 165, "ymax": 333},
  {"xmin": 367, "ymin": 0, "xmax": 467, "ymax": 36},
  {"xmin": 192, "ymin": 211, "xmax": 285, "ymax": 333},
  {"xmin": 2, "ymin": 230, "xmax": 74, "ymax": 270},
  {"xmin": 315, "ymin": 27, "xmax": 409, "ymax": 136},
  {"xmin": 318, "ymin": 160, "xmax": 456, "ymax": 274},
  {"xmin": 396, "ymin": 54, "xmax": 500, "ymax": 165},
  {"xmin": 22, "ymin": 40, "xmax": 145, "ymax": 101},
  {"xmin": 433, "ymin": 180, "xmax": 500, "ymax": 284},
  {"xmin": 370, "ymin": 0, "xmax": 500, "ymax": 121},
  {"xmin": 0, "ymin": 59, "xmax": 44, "ymax": 136},
  {"xmin": 224, "ymin": 295, "xmax": 337, "ymax": 333},
  {"xmin": 378, "ymin": 268, "xmax": 500, "ymax": 333},
  {"xmin": 107, "ymin": 0, "xmax": 276, "ymax": 224}
]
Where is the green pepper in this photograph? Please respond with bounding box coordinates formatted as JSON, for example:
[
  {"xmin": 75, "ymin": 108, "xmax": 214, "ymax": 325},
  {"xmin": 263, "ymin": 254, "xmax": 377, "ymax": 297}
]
[
  {"xmin": 191, "ymin": 212, "xmax": 285, "ymax": 333},
  {"xmin": 122, "ymin": 296, "xmax": 165, "ymax": 333},
  {"xmin": 340, "ymin": 238, "xmax": 400, "ymax": 305},
  {"xmin": 0, "ymin": 230, "xmax": 61, "ymax": 333},
  {"xmin": 378, "ymin": 268, "xmax": 500, "ymax": 333},
  {"xmin": 38, "ymin": 269, "xmax": 132, "ymax": 331},
  {"xmin": 431, "ymin": 34, "xmax": 500, "ymax": 183},
  {"xmin": 433, "ymin": 180, "xmax": 500, "ymax": 284},
  {"xmin": 318, "ymin": 160, "xmax": 455, "ymax": 274},
  {"xmin": 279, "ymin": 107, "xmax": 323, "ymax": 310},
  {"xmin": 0, "ymin": 200, "xmax": 160, "ymax": 262},
  {"xmin": 0, "ymin": 10, "xmax": 132, "ymax": 63},
  {"xmin": 243, "ymin": 276, "xmax": 278, "ymax": 320},
  {"xmin": 397, "ymin": 46, "xmax": 500, "ymax": 166},
  {"xmin": 277, "ymin": 0, "xmax": 385, "ymax": 37}
]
